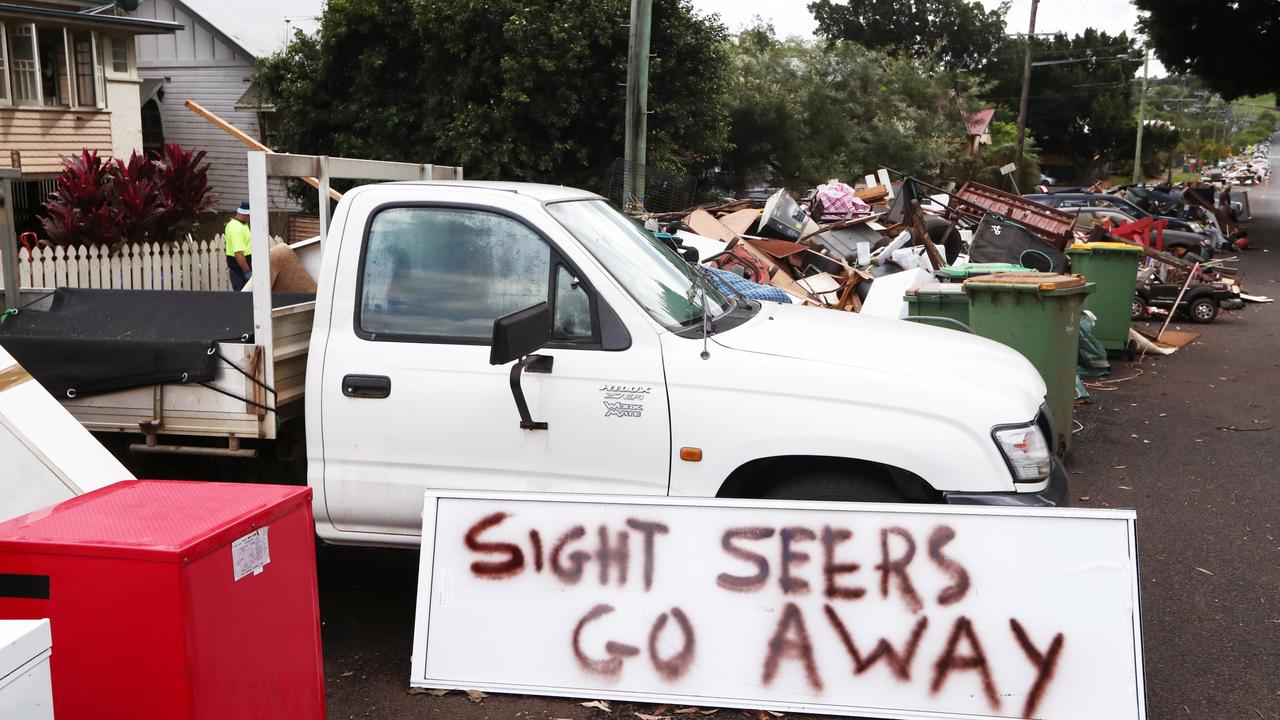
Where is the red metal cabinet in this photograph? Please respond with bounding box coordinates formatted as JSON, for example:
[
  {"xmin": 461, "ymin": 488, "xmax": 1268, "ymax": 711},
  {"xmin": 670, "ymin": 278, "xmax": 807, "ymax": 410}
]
[{"xmin": 0, "ymin": 480, "xmax": 324, "ymax": 720}]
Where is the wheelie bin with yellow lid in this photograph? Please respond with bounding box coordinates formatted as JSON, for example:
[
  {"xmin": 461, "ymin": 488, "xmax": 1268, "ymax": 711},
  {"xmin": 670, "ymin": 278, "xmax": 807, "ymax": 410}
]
[{"xmin": 1066, "ymin": 241, "xmax": 1144, "ymax": 358}]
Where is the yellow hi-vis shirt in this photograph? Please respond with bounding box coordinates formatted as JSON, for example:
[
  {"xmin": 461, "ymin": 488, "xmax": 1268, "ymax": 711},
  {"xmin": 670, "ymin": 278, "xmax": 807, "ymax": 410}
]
[{"xmin": 225, "ymin": 218, "xmax": 252, "ymax": 257}]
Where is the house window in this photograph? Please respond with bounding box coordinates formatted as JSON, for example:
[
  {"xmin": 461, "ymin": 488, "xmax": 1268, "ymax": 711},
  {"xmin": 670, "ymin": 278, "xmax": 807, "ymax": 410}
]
[
  {"xmin": 109, "ymin": 36, "xmax": 128, "ymax": 73},
  {"xmin": 7, "ymin": 24, "xmax": 39, "ymax": 105},
  {"xmin": 36, "ymin": 27, "xmax": 68, "ymax": 107},
  {"xmin": 0, "ymin": 25, "xmax": 107, "ymax": 109},
  {"xmin": 0, "ymin": 24, "xmax": 9, "ymax": 103},
  {"xmin": 72, "ymin": 31, "xmax": 95, "ymax": 107}
]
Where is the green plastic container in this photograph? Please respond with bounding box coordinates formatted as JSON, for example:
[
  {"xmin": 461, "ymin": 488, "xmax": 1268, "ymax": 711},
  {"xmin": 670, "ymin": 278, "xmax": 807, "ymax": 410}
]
[
  {"xmin": 1066, "ymin": 242, "xmax": 1144, "ymax": 355},
  {"xmin": 905, "ymin": 283, "xmax": 970, "ymax": 331},
  {"xmin": 963, "ymin": 272, "xmax": 1095, "ymax": 452},
  {"xmin": 935, "ymin": 263, "xmax": 1029, "ymax": 282}
]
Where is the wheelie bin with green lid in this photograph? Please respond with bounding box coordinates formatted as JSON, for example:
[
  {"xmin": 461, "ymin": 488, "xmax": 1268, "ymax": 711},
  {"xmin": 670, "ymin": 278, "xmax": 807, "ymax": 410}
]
[
  {"xmin": 1065, "ymin": 241, "xmax": 1144, "ymax": 358},
  {"xmin": 963, "ymin": 272, "xmax": 1095, "ymax": 452},
  {"xmin": 904, "ymin": 283, "xmax": 970, "ymax": 332}
]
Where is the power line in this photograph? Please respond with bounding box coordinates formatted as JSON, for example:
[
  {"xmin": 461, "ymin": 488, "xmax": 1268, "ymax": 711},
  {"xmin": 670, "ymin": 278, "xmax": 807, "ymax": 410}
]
[{"xmin": 1031, "ymin": 53, "xmax": 1141, "ymax": 67}]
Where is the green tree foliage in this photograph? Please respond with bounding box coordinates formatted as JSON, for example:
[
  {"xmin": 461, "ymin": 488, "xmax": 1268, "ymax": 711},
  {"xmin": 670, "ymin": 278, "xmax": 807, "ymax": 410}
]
[
  {"xmin": 255, "ymin": 0, "xmax": 730, "ymax": 186},
  {"xmin": 1231, "ymin": 111, "xmax": 1277, "ymax": 148},
  {"xmin": 1136, "ymin": 123, "xmax": 1181, "ymax": 178},
  {"xmin": 1136, "ymin": 0, "xmax": 1278, "ymax": 101},
  {"xmin": 985, "ymin": 30, "xmax": 1147, "ymax": 182},
  {"xmin": 808, "ymin": 0, "xmax": 1009, "ymax": 72},
  {"xmin": 720, "ymin": 26, "xmax": 977, "ymax": 191}
]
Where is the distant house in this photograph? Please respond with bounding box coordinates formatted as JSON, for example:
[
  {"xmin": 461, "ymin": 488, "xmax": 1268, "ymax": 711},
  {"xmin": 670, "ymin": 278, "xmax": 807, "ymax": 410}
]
[
  {"xmin": 0, "ymin": 0, "xmax": 180, "ymax": 231},
  {"xmin": 962, "ymin": 108, "xmax": 995, "ymax": 155},
  {"xmin": 126, "ymin": 0, "xmax": 321, "ymax": 213}
]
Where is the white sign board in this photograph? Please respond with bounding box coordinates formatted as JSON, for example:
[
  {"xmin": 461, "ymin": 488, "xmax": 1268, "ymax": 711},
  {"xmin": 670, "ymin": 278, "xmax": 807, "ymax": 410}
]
[
  {"xmin": 1000, "ymin": 162, "xmax": 1018, "ymax": 176},
  {"xmin": 411, "ymin": 493, "xmax": 1145, "ymax": 720}
]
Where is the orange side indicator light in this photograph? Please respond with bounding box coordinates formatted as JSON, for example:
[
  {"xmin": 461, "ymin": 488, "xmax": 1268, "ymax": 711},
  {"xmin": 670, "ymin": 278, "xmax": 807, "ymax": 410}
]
[{"xmin": 679, "ymin": 447, "xmax": 703, "ymax": 462}]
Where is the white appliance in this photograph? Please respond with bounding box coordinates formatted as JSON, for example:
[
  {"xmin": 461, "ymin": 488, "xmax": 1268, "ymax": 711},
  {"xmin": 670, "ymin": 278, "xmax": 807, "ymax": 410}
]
[{"xmin": 0, "ymin": 619, "xmax": 54, "ymax": 719}]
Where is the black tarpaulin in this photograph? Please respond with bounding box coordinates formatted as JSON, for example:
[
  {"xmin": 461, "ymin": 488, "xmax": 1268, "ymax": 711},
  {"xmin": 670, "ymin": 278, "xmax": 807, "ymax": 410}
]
[
  {"xmin": 0, "ymin": 289, "xmax": 313, "ymax": 398},
  {"xmin": 968, "ymin": 214, "xmax": 1068, "ymax": 273}
]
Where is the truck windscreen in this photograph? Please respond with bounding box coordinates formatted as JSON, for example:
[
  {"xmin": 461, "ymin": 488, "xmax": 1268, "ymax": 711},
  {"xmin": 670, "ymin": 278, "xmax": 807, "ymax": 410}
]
[{"xmin": 547, "ymin": 200, "xmax": 731, "ymax": 331}]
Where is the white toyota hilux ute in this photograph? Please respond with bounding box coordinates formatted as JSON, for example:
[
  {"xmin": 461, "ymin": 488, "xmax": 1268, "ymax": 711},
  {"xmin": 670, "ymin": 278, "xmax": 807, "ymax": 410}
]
[{"xmin": 306, "ymin": 181, "xmax": 1066, "ymax": 548}]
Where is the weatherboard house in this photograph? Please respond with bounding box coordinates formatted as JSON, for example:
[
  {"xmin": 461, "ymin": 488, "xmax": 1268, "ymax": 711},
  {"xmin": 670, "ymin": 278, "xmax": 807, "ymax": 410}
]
[
  {"xmin": 0, "ymin": 0, "xmax": 179, "ymax": 229},
  {"xmin": 126, "ymin": 0, "xmax": 320, "ymax": 212}
]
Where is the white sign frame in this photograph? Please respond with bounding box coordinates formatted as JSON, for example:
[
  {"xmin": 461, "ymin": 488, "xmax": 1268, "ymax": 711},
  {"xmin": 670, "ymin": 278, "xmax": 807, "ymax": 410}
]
[{"xmin": 411, "ymin": 491, "xmax": 1145, "ymax": 720}]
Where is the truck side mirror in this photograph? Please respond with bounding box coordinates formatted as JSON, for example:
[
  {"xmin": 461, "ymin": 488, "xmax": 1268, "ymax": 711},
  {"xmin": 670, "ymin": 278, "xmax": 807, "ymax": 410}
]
[
  {"xmin": 489, "ymin": 302, "xmax": 551, "ymax": 366},
  {"xmin": 490, "ymin": 302, "xmax": 553, "ymax": 431}
]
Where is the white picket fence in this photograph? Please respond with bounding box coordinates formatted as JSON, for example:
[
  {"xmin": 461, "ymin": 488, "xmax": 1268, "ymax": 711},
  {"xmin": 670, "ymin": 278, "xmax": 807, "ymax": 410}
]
[{"xmin": 0, "ymin": 235, "xmax": 283, "ymax": 292}]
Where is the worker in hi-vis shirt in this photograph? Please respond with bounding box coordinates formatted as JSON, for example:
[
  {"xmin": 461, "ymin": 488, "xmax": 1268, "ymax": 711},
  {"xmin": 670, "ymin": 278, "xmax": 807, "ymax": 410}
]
[{"xmin": 225, "ymin": 200, "xmax": 253, "ymax": 291}]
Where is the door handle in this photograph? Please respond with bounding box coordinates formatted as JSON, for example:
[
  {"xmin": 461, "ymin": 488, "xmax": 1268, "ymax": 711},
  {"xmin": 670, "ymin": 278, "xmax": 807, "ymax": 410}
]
[{"xmin": 342, "ymin": 374, "xmax": 391, "ymax": 398}]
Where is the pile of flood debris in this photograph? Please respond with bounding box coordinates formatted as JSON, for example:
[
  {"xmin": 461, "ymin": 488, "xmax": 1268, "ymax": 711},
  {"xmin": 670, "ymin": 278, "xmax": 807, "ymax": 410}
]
[{"xmin": 646, "ymin": 170, "xmax": 1266, "ymax": 325}]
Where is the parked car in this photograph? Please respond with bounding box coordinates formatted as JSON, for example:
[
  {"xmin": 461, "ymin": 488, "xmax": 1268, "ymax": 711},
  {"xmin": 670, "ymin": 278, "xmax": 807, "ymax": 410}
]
[
  {"xmin": 1060, "ymin": 207, "xmax": 1213, "ymax": 260},
  {"xmin": 1133, "ymin": 279, "xmax": 1242, "ymax": 324},
  {"xmin": 1024, "ymin": 192, "xmax": 1201, "ymax": 234}
]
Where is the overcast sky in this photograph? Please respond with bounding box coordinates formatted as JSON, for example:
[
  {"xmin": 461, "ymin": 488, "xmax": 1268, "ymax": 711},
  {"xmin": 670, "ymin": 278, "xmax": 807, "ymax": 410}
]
[{"xmin": 689, "ymin": 0, "xmax": 1165, "ymax": 73}]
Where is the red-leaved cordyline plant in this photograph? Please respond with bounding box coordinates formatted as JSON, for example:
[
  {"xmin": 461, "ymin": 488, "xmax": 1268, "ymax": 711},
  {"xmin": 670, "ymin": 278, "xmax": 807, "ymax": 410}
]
[
  {"xmin": 39, "ymin": 144, "xmax": 217, "ymax": 253},
  {"xmin": 37, "ymin": 150, "xmax": 119, "ymax": 250},
  {"xmin": 108, "ymin": 152, "xmax": 166, "ymax": 248},
  {"xmin": 158, "ymin": 143, "xmax": 217, "ymax": 240}
]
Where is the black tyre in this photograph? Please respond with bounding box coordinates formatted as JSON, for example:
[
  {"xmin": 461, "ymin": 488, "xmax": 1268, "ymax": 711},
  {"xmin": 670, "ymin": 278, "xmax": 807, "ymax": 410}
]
[
  {"xmin": 761, "ymin": 469, "xmax": 908, "ymax": 503},
  {"xmin": 924, "ymin": 215, "xmax": 963, "ymax": 264},
  {"xmin": 1131, "ymin": 296, "xmax": 1145, "ymax": 320},
  {"xmin": 1186, "ymin": 297, "xmax": 1219, "ymax": 323}
]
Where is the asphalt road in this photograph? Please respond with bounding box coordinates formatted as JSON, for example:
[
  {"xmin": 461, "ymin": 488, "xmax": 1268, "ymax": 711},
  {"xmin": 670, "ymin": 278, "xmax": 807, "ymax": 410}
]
[{"xmin": 191, "ymin": 153, "xmax": 1268, "ymax": 719}]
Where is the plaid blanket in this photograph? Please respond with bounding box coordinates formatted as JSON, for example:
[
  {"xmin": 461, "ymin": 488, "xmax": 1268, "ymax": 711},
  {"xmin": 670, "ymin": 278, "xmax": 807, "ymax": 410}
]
[
  {"xmin": 699, "ymin": 266, "xmax": 792, "ymax": 304},
  {"xmin": 811, "ymin": 180, "xmax": 871, "ymax": 220}
]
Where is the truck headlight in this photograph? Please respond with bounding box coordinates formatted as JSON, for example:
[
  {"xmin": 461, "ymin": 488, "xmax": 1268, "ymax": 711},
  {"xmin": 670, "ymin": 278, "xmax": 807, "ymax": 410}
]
[{"xmin": 993, "ymin": 424, "xmax": 1052, "ymax": 482}]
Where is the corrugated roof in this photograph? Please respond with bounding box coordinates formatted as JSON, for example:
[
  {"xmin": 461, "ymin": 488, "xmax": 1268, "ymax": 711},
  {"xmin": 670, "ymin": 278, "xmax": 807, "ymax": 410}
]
[{"xmin": 175, "ymin": 0, "xmax": 321, "ymax": 58}]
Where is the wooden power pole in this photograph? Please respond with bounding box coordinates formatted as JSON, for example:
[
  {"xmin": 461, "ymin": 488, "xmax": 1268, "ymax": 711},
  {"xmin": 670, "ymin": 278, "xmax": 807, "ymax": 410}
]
[
  {"xmin": 622, "ymin": 0, "xmax": 653, "ymax": 212},
  {"xmin": 1014, "ymin": 0, "xmax": 1040, "ymax": 172},
  {"xmin": 1132, "ymin": 47, "xmax": 1150, "ymax": 184}
]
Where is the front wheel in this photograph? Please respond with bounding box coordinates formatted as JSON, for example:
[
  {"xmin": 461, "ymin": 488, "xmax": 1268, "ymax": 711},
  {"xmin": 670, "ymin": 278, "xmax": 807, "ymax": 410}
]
[
  {"xmin": 1186, "ymin": 297, "xmax": 1219, "ymax": 323},
  {"xmin": 760, "ymin": 470, "xmax": 909, "ymax": 503}
]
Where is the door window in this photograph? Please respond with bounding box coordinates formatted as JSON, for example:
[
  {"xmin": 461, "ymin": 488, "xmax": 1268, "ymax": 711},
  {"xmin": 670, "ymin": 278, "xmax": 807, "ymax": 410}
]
[
  {"xmin": 358, "ymin": 207, "xmax": 552, "ymax": 341},
  {"xmin": 553, "ymin": 265, "xmax": 593, "ymax": 339}
]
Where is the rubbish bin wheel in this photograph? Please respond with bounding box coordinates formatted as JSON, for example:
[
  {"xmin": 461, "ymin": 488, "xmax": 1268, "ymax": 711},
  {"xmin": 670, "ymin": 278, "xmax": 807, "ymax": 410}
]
[
  {"xmin": 1125, "ymin": 338, "xmax": 1138, "ymax": 361},
  {"xmin": 760, "ymin": 469, "xmax": 908, "ymax": 503},
  {"xmin": 1187, "ymin": 297, "xmax": 1219, "ymax": 324}
]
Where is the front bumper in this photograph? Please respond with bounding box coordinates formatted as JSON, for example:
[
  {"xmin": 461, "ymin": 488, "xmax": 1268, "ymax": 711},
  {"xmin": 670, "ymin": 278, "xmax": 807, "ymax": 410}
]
[{"xmin": 941, "ymin": 455, "xmax": 1070, "ymax": 508}]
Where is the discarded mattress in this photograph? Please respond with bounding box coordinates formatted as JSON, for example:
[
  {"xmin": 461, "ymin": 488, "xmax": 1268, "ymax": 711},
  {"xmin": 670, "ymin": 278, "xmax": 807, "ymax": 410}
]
[
  {"xmin": 0, "ymin": 346, "xmax": 132, "ymax": 521},
  {"xmin": 0, "ymin": 288, "xmax": 313, "ymax": 399}
]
